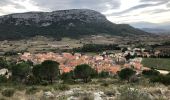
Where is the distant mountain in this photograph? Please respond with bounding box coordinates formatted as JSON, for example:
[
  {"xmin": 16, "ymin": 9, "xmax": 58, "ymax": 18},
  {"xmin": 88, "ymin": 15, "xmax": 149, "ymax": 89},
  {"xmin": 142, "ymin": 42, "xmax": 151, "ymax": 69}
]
[
  {"xmin": 141, "ymin": 28, "xmax": 170, "ymax": 34},
  {"xmin": 130, "ymin": 21, "xmax": 170, "ymax": 34},
  {"xmin": 0, "ymin": 9, "xmax": 149, "ymax": 40}
]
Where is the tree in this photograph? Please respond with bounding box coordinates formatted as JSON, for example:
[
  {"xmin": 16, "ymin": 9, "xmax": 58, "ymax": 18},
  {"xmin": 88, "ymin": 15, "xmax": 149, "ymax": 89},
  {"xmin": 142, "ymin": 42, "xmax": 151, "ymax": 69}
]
[
  {"xmin": 60, "ymin": 71, "xmax": 74, "ymax": 83},
  {"xmin": 98, "ymin": 71, "xmax": 109, "ymax": 78},
  {"xmin": 118, "ymin": 68, "xmax": 136, "ymax": 82},
  {"xmin": 31, "ymin": 64, "xmax": 42, "ymax": 84},
  {"xmin": 74, "ymin": 64, "xmax": 96, "ymax": 83},
  {"xmin": 32, "ymin": 60, "xmax": 60, "ymax": 84},
  {"xmin": 32, "ymin": 64, "xmax": 42, "ymax": 80},
  {"xmin": 12, "ymin": 62, "xmax": 31, "ymax": 82},
  {"xmin": 61, "ymin": 72, "xmax": 73, "ymax": 80},
  {"xmin": 41, "ymin": 60, "xmax": 60, "ymax": 84}
]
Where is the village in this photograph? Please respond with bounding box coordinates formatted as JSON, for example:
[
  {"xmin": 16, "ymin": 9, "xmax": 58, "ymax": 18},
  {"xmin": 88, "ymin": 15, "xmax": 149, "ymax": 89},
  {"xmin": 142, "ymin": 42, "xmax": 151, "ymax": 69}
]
[
  {"xmin": 0, "ymin": 44, "xmax": 170, "ymax": 99},
  {"xmin": 19, "ymin": 47, "xmax": 155, "ymax": 75},
  {"xmin": 1, "ymin": 45, "xmax": 169, "ymax": 78}
]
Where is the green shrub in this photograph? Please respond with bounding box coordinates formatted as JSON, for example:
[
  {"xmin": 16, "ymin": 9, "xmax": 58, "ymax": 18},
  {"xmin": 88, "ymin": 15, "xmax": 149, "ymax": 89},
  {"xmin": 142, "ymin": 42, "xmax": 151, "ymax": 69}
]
[
  {"xmin": 42, "ymin": 87, "xmax": 52, "ymax": 92},
  {"xmin": 73, "ymin": 93, "xmax": 94, "ymax": 100},
  {"xmin": 80, "ymin": 96, "xmax": 94, "ymax": 100},
  {"xmin": 0, "ymin": 75, "xmax": 8, "ymax": 83},
  {"xmin": 63, "ymin": 79, "xmax": 75, "ymax": 84},
  {"xmin": 104, "ymin": 91, "xmax": 116, "ymax": 97},
  {"xmin": 142, "ymin": 69, "xmax": 160, "ymax": 77},
  {"xmin": 0, "ymin": 98, "xmax": 6, "ymax": 100},
  {"xmin": 150, "ymin": 74, "xmax": 170, "ymax": 85},
  {"xmin": 16, "ymin": 85, "xmax": 26, "ymax": 91},
  {"xmin": 101, "ymin": 82, "xmax": 109, "ymax": 87},
  {"xmin": 98, "ymin": 71, "xmax": 109, "ymax": 78},
  {"xmin": 1, "ymin": 88, "xmax": 15, "ymax": 97},
  {"xmin": 25, "ymin": 75, "xmax": 41, "ymax": 85},
  {"xmin": 117, "ymin": 86, "xmax": 151, "ymax": 100},
  {"xmin": 54, "ymin": 84, "xmax": 70, "ymax": 91},
  {"xmin": 129, "ymin": 75, "xmax": 139, "ymax": 83},
  {"xmin": 40, "ymin": 80, "xmax": 49, "ymax": 86},
  {"xmin": 60, "ymin": 72, "xmax": 73, "ymax": 80},
  {"xmin": 26, "ymin": 86, "xmax": 39, "ymax": 94}
]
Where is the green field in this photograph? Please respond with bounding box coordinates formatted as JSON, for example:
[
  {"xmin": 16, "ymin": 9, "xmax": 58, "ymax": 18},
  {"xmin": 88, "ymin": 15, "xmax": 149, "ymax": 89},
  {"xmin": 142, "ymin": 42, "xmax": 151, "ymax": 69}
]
[{"xmin": 142, "ymin": 58, "xmax": 170, "ymax": 71}]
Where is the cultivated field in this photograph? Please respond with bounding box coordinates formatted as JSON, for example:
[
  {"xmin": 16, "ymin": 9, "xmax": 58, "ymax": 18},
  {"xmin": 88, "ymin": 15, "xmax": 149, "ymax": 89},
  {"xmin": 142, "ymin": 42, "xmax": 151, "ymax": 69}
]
[{"xmin": 142, "ymin": 58, "xmax": 170, "ymax": 71}]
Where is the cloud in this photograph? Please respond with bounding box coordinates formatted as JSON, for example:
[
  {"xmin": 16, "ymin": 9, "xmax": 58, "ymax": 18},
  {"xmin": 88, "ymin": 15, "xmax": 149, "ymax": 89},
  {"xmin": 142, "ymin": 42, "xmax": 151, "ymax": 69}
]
[
  {"xmin": 0, "ymin": 0, "xmax": 25, "ymax": 8},
  {"xmin": 0, "ymin": 0, "xmax": 12, "ymax": 6},
  {"xmin": 109, "ymin": 0, "xmax": 169, "ymax": 16},
  {"xmin": 33, "ymin": 0, "xmax": 120, "ymax": 12},
  {"xmin": 140, "ymin": 0, "xmax": 169, "ymax": 3},
  {"xmin": 147, "ymin": 9, "xmax": 170, "ymax": 14},
  {"xmin": 167, "ymin": 3, "xmax": 170, "ymax": 7},
  {"xmin": 0, "ymin": 0, "xmax": 44, "ymax": 15}
]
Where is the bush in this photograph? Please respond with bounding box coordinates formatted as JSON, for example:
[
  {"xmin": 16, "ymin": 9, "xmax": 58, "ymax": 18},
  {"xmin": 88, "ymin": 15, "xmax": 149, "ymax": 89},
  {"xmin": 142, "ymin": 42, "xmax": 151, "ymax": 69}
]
[
  {"xmin": 104, "ymin": 91, "xmax": 116, "ymax": 97},
  {"xmin": 142, "ymin": 69, "xmax": 160, "ymax": 77},
  {"xmin": 0, "ymin": 75, "xmax": 8, "ymax": 83},
  {"xmin": 117, "ymin": 86, "xmax": 151, "ymax": 100},
  {"xmin": 150, "ymin": 74, "xmax": 170, "ymax": 85},
  {"xmin": 63, "ymin": 79, "xmax": 75, "ymax": 84},
  {"xmin": 0, "ymin": 98, "xmax": 6, "ymax": 100},
  {"xmin": 1, "ymin": 88, "xmax": 15, "ymax": 97},
  {"xmin": 26, "ymin": 86, "xmax": 39, "ymax": 94},
  {"xmin": 54, "ymin": 84, "xmax": 70, "ymax": 91},
  {"xmin": 80, "ymin": 96, "xmax": 94, "ymax": 100},
  {"xmin": 129, "ymin": 75, "xmax": 139, "ymax": 83},
  {"xmin": 60, "ymin": 72, "xmax": 75, "ymax": 84},
  {"xmin": 98, "ymin": 71, "xmax": 109, "ymax": 78},
  {"xmin": 40, "ymin": 80, "xmax": 49, "ymax": 86},
  {"xmin": 101, "ymin": 82, "xmax": 109, "ymax": 87},
  {"xmin": 73, "ymin": 93, "xmax": 94, "ymax": 100},
  {"xmin": 25, "ymin": 75, "xmax": 41, "ymax": 85},
  {"xmin": 73, "ymin": 44, "xmax": 120, "ymax": 52}
]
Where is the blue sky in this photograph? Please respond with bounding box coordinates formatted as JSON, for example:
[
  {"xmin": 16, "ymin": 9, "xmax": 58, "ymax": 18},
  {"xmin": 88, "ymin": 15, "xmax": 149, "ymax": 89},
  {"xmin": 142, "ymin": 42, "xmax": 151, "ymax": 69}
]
[{"xmin": 0, "ymin": 0, "xmax": 170, "ymax": 25}]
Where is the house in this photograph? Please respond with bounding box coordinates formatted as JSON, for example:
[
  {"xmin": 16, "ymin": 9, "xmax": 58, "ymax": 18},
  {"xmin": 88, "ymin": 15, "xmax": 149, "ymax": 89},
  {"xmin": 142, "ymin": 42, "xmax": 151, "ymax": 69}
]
[{"xmin": 109, "ymin": 65, "xmax": 121, "ymax": 74}]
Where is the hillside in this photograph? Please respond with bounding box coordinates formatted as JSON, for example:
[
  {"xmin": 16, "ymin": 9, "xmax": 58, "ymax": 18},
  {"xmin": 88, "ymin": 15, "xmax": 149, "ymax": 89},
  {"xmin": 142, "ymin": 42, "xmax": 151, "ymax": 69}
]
[{"xmin": 0, "ymin": 9, "xmax": 149, "ymax": 40}]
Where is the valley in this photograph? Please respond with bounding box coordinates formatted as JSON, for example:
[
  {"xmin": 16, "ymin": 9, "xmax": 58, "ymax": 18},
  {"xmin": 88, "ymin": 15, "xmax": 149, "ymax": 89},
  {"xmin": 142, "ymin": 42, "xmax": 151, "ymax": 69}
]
[{"xmin": 0, "ymin": 8, "xmax": 170, "ymax": 100}]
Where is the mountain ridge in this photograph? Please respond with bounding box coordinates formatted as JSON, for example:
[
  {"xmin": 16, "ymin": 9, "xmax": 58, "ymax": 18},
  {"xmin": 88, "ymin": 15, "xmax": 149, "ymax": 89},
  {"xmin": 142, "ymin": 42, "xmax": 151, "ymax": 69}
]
[{"xmin": 0, "ymin": 9, "xmax": 149, "ymax": 40}]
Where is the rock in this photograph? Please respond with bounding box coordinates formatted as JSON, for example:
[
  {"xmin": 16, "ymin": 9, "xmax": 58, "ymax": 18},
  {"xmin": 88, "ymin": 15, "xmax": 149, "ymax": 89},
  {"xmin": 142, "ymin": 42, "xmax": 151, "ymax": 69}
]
[
  {"xmin": 94, "ymin": 92, "xmax": 104, "ymax": 100},
  {"xmin": 164, "ymin": 90, "xmax": 170, "ymax": 98},
  {"xmin": 67, "ymin": 96, "xmax": 78, "ymax": 100},
  {"xmin": 65, "ymin": 90, "xmax": 74, "ymax": 95},
  {"xmin": 43, "ymin": 91, "xmax": 54, "ymax": 98}
]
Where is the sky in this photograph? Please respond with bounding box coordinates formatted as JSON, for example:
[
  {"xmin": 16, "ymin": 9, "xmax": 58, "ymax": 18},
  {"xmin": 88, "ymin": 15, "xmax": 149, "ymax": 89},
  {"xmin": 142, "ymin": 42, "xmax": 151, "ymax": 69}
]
[{"xmin": 0, "ymin": 0, "xmax": 170, "ymax": 26}]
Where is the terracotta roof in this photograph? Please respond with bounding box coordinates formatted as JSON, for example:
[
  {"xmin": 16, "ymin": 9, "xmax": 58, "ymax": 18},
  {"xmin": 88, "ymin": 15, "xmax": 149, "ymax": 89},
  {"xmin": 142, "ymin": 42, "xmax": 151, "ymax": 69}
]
[
  {"xmin": 62, "ymin": 67, "xmax": 73, "ymax": 73},
  {"xmin": 109, "ymin": 66, "xmax": 121, "ymax": 74}
]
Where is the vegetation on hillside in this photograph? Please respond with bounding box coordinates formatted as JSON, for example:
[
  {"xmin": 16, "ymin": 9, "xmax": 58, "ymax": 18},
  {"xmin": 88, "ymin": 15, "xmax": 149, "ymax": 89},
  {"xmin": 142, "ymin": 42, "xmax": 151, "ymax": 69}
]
[
  {"xmin": 73, "ymin": 44, "xmax": 121, "ymax": 52},
  {"xmin": 0, "ymin": 13, "xmax": 148, "ymax": 40}
]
